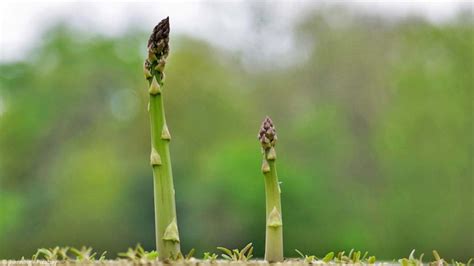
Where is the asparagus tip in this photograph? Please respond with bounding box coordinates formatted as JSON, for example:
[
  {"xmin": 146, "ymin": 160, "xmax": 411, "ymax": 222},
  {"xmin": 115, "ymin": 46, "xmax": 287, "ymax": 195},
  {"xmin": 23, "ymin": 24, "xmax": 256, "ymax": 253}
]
[
  {"xmin": 145, "ymin": 17, "xmax": 170, "ymax": 78},
  {"xmin": 258, "ymin": 116, "xmax": 277, "ymax": 149},
  {"xmin": 147, "ymin": 17, "xmax": 170, "ymax": 56}
]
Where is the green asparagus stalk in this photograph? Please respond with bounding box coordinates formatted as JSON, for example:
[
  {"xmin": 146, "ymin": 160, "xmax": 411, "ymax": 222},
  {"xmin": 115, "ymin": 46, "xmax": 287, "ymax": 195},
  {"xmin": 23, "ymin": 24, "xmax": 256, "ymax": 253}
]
[
  {"xmin": 258, "ymin": 116, "xmax": 284, "ymax": 262},
  {"xmin": 144, "ymin": 17, "xmax": 181, "ymax": 259}
]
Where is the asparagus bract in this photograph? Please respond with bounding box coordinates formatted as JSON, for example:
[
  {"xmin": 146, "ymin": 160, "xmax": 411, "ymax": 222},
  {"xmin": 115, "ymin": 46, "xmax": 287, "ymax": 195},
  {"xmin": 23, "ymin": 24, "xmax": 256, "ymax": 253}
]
[
  {"xmin": 144, "ymin": 17, "xmax": 181, "ymax": 259},
  {"xmin": 258, "ymin": 116, "xmax": 284, "ymax": 262}
]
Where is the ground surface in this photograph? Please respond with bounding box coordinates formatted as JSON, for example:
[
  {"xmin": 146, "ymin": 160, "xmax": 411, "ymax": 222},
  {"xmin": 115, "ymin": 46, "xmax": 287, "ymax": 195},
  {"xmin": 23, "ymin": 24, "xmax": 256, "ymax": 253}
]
[{"xmin": 0, "ymin": 260, "xmax": 398, "ymax": 266}]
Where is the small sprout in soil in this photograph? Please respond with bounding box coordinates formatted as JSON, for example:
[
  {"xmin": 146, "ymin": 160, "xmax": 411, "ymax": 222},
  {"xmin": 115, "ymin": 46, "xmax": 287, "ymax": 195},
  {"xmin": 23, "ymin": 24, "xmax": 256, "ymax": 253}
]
[
  {"xmin": 430, "ymin": 250, "xmax": 473, "ymax": 266},
  {"xmin": 167, "ymin": 248, "xmax": 196, "ymax": 261},
  {"xmin": 217, "ymin": 242, "xmax": 254, "ymax": 261},
  {"xmin": 293, "ymin": 249, "xmax": 373, "ymax": 264},
  {"xmin": 399, "ymin": 249, "xmax": 424, "ymax": 266},
  {"xmin": 338, "ymin": 249, "xmax": 373, "ymax": 264},
  {"xmin": 70, "ymin": 246, "xmax": 106, "ymax": 261},
  {"xmin": 432, "ymin": 250, "xmax": 446, "ymax": 265},
  {"xmin": 118, "ymin": 244, "xmax": 158, "ymax": 261},
  {"xmin": 32, "ymin": 246, "xmax": 70, "ymax": 261},
  {"xmin": 258, "ymin": 116, "xmax": 284, "ymax": 262},
  {"xmin": 185, "ymin": 248, "xmax": 196, "ymax": 260},
  {"xmin": 295, "ymin": 249, "xmax": 316, "ymax": 263},
  {"xmin": 367, "ymin": 255, "xmax": 377, "ymax": 264},
  {"xmin": 322, "ymin": 251, "xmax": 335, "ymax": 263},
  {"xmin": 32, "ymin": 246, "xmax": 106, "ymax": 261},
  {"xmin": 203, "ymin": 252, "xmax": 218, "ymax": 262}
]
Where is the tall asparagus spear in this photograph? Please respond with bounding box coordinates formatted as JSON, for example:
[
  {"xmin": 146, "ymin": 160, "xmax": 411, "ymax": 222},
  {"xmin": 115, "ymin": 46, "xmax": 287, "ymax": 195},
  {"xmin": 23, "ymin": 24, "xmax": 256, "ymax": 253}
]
[
  {"xmin": 144, "ymin": 17, "xmax": 181, "ymax": 259},
  {"xmin": 258, "ymin": 116, "xmax": 284, "ymax": 262}
]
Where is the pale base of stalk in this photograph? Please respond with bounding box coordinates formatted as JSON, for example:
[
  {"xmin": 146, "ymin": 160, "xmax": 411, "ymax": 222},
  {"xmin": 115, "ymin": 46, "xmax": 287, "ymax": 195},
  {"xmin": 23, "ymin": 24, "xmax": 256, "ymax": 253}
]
[
  {"xmin": 263, "ymin": 159, "xmax": 284, "ymax": 262},
  {"xmin": 265, "ymin": 226, "xmax": 284, "ymax": 262},
  {"xmin": 152, "ymin": 164, "xmax": 180, "ymax": 259}
]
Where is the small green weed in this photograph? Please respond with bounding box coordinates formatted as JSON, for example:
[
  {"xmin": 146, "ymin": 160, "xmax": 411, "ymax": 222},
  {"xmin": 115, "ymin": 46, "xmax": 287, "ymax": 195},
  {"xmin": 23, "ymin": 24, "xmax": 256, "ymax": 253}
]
[
  {"xmin": 334, "ymin": 249, "xmax": 375, "ymax": 264},
  {"xmin": 321, "ymin": 251, "xmax": 335, "ymax": 263},
  {"xmin": 217, "ymin": 242, "xmax": 254, "ymax": 261},
  {"xmin": 293, "ymin": 249, "xmax": 374, "ymax": 264},
  {"xmin": 399, "ymin": 250, "xmax": 424, "ymax": 266},
  {"xmin": 167, "ymin": 248, "xmax": 196, "ymax": 261},
  {"xmin": 32, "ymin": 246, "xmax": 106, "ymax": 261},
  {"xmin": 32, "ymin": 246, "xmax": 70, "ymax": 261},
  {"xmin": 118, "ymin": 244, "xmax": 158, "ymax": 261},
  {"xmin": 70, "ymin": 246, "xmax": 106, "ymax": 261},
  {"xmin": 203, "ymin": 252, "xmax": 218, "ymax": 262},
  {"xmin": 295, "ymin": 249, "xmax": 316, "ymax": 263},
  {"xmin": 430, "ymin": 250, "xmax": 473, "ymax": 266}
]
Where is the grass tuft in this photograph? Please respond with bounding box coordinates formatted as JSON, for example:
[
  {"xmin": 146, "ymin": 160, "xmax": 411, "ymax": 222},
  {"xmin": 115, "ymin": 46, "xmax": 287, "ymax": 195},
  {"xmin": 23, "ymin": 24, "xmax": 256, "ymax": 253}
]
[
  {"xmin": 217, "ymin": 243, "xmax": 254, "ymax": 261},
  {"xmin": 32, "ymin": 246, "xmax": 106, "ymax": 261},
  {"xmin": 118, "ymin": 244, "xmax": 158, "ymax": 261},
  {"xmin": 203, "ymin": 252, "xmax": 218, "ymax": 262},
  {"xmin": 27, "ymin": 245, "xmax": 472, "ymax": 264}
]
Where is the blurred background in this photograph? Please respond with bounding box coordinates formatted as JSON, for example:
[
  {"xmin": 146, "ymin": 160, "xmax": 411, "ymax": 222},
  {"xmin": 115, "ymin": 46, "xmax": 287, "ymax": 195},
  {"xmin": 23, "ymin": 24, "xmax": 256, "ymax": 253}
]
[{"xmin": 0, "ymin": 0, "xmax": 473, "ymax": 261}]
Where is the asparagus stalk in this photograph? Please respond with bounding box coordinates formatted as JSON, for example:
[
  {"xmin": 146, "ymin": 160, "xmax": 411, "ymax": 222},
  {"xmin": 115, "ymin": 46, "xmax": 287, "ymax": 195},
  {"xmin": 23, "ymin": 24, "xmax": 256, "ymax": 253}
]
[
  {"xmin": 144, "ymin": 17, "xmax": 181, "ymax": 259},
  {"xmin": 258, "ymin": 116, "xmax": 284, "ymax": 262}
]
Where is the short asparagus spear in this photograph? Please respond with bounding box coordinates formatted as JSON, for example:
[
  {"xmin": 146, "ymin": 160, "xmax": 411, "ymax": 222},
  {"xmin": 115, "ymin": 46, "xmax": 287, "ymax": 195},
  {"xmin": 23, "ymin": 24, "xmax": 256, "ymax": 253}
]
[
  {"xmin": 144, "ymin": 17, "xmax": 181, "ymax": 259},
  {"xmin": 258, "ymin": 116, "xmax": 284, "ymax": 262}
]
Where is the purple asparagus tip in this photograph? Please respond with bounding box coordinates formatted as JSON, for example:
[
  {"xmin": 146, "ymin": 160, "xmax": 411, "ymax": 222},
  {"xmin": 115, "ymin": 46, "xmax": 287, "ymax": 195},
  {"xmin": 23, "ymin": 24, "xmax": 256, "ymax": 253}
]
[
  {"xmin": 258, "ymin": 116, "xmax": 277, "ymax": 149},
  {"xmin": 145, "ymin": 17, "xmax": 170, "ymax": 78},
  {"xmin": 148, "ymin": 17, "xmax": 169, "ymax": 50}
]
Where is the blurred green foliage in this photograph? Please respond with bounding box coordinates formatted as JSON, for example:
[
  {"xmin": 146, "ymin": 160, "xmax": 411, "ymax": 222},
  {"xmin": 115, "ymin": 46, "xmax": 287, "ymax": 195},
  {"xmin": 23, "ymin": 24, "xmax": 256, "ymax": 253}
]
[{"xmin": 0, "ymin": 9, "xmax": 472, "ymax": 260}]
